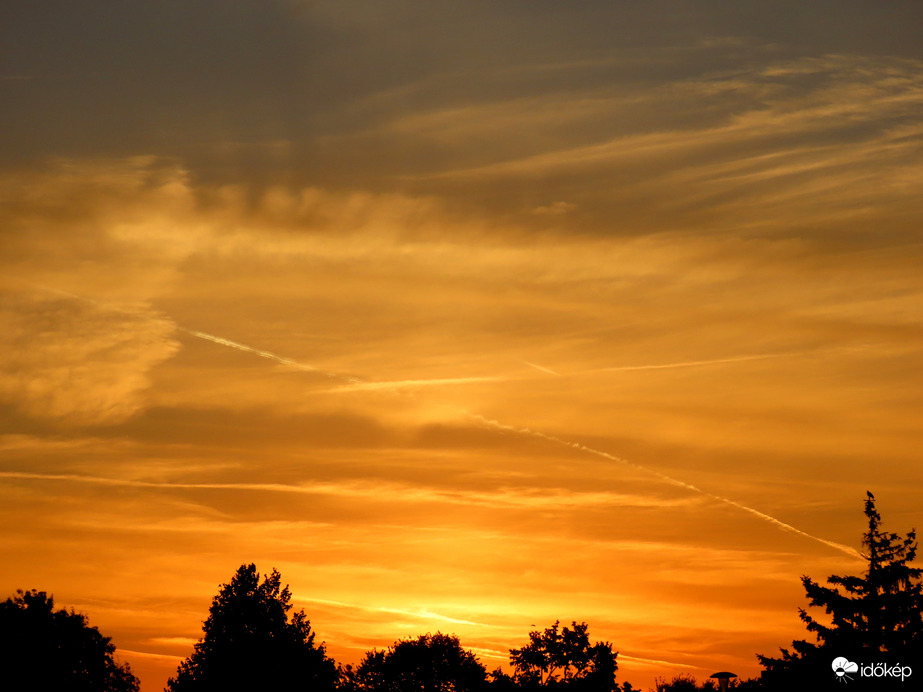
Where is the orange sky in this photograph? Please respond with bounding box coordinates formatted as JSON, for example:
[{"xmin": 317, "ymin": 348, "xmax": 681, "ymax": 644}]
[{"xmin": 2, "ymin": 3, "xmax": 922, "ymax": 690}]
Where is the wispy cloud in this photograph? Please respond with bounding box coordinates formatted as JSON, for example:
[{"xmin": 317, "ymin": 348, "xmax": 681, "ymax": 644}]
[
  {"xmin": 0, "ymin": 471, "xmax": 693, "ymax": 512},
  {"xmin": 619, "ymin": 654, "xmax": 699, "ymax": 671},
  {"xmin": 148, "ymin": 637, "xmax": 199, "ymax": 647},
  {"xmin": 0, "ymin": 289, "xmax": 179, "ymax": 424},
  {"xmin": 296, "ymin": 597, "xmax": 489, "ymax": 628},
  {"xmin": 423, "ymin": 55, "xmax": 923, "ymax": 183},
  {"xmin": 116, "ymin": 649, "xmax": 183, "ymax": 662}
]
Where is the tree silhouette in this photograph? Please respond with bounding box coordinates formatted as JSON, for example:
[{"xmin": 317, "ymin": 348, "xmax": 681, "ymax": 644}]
[
  {"xmin": 345, "ymin": 632, "xmax": 487, "ymax": 692},
  {"xmin": 506, "ymin": 621, "xmax": 620, "ymax": 691},
  {"xmin": 652, "ymin": 674, "xmax": 760, "ymax": 691},
  {"xmin": 758, "ymin": 492, "xmax": 923, "ymax": 688},
  {"xmin": 0, "ymin": 589, "xmax": 139, "ymax": 692},
  {"xmin": 166, "ymin": 563, "xmax": 337, "ymax": 692},
  {"xmin": 653, "ymin": 674, "xmax": 715, "ymax": 692}
]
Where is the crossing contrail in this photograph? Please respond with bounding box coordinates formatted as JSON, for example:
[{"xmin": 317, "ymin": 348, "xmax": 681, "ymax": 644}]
[{"xmin": 19, "ymin": 281, "xmax": 863, "ymax": 558}]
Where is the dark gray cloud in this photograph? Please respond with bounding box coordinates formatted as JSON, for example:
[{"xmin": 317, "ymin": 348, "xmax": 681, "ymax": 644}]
[{"xmin": 3, "ymin": 1, "xmax": 921, "ymax": 184}]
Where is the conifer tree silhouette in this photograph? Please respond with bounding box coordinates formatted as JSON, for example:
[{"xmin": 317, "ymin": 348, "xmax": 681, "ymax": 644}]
[{"xmin": 759, "ymin": 492, "xmax": 922, "ymax": 688}]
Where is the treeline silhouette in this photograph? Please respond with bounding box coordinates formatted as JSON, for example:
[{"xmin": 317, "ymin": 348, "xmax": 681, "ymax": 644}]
[{"xmin": 2, "ymin": 493, "xmax": 919, "ymax": 692}]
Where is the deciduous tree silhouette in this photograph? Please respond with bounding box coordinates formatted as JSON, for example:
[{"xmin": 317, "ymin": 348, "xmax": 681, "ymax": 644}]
[
  {"xmin": 758, "ymin": 492, "xmax": 922, "ymax": 688},
  {"xmin": 653, "ymin": 674, "xmax": 714, "ymax": 692},
  {"xmin": 0, "ymin": 589, "xmax": 139, "ymax": 692},
  {"xmin": 507, "ymin": 621, "xmax": 620, "ymax": 691},
  {"xmin": 166, "ymin": 563, "xmax": 337, "ymax": 692},
  {"xmin": 345, "ymin": 632, "xmax": 487, "ymax": 692}
]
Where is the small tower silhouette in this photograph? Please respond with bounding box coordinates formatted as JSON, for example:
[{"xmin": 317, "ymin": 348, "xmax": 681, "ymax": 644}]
[{"xmin": 709, "ymin": 671, "xmax": 737, "ymax": 692}]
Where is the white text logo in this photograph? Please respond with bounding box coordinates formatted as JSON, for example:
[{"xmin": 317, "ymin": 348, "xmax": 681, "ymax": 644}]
[{"xmin": 832, "ymin": 657, "xmax": 913, "ymax": 683}]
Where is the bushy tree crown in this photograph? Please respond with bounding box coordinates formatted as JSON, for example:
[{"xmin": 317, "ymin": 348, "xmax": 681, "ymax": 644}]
[
  {"xmin": 0, "ymin": 589, "xmax": 139, "ymax": 692},
  {"xmin": 503, "ymin": 620, "xmax": 619, "ymax": 691},
  {"xmin": 167, "ymin": 563, "xmax": 337, "ymax": 692},
  {"xmin": 346, "ymin": 632, "xmax": 487, "ymax": 692}
]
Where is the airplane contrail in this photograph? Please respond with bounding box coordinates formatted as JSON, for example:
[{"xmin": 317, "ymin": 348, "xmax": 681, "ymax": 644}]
[
  {"xmin": 467, "ymin": 414, "xmax": 862, "ymax": 559},
  {"xmin": 522, "ymin": 360, "xmax": 561, "ymax": 376},
  {"xmin": 20, "ymin": 281, "xmax": 862, "ymax": 558},
  {"xmin": 592, "ymin": 351, "xmax": 815, "ymax": 373},
  {"xmin": 178, "ymin": 328, "xmax": 362, "ymax": 383},
  {"xmin": 325, "ymin": 376, "xmax": 502, "ymax": 393},
  {"xmin": 588, "ymin": 345, "xmax": 878, "ymax": 375},
  {"xmin": 17, "ymin": 280, "xmax": 361, "ymax": 384},
  {"xmin": 177, "ymin": 333, "xmax": 503, "ymax": 393},
  {"xmin": 0, "ymin": 471, "xmax": 334, "ymax": 495}
]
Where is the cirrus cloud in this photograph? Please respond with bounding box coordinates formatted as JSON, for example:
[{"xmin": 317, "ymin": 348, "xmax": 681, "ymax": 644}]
[{"xmin": 0, "ymin": 289, "xmax": 179, "ymax": 425}]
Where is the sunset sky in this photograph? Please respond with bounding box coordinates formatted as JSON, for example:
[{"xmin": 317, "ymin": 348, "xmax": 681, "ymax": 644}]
[{"xmin": 2, "ymin": 2, "xmax": 922, "ymax": 689}]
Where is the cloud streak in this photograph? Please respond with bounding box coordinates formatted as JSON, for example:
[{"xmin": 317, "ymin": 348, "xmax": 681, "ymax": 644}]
[
  {"xmin": 296, "ymin": 597, "xmax": 489, "ymax": 628},
  {"xmin": 0, "ymin": 471, "xmax": 693, "ymax": 512}
]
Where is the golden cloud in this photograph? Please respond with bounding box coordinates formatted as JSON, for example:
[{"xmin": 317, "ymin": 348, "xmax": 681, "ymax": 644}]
[{"xmin": 0, "ymin": 290, "xmax": 179, "ymax": 424}]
